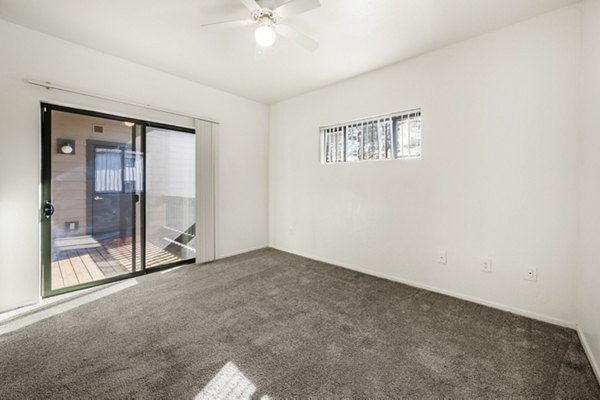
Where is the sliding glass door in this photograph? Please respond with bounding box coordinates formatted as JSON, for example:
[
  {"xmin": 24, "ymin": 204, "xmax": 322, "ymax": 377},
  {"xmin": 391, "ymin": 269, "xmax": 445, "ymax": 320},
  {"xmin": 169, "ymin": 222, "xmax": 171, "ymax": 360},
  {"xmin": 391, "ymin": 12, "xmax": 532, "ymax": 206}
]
[{"xmin": 41, "ymin": 104, "xmax": 196, "ymax": 296}]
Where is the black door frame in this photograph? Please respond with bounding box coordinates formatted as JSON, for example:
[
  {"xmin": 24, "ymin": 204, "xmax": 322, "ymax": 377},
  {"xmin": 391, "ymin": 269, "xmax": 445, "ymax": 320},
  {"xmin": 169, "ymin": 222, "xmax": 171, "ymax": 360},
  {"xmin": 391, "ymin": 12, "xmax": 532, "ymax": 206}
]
[{"xmin": 41, "ymin": 103, "xmax": 196, "ymax": 298}]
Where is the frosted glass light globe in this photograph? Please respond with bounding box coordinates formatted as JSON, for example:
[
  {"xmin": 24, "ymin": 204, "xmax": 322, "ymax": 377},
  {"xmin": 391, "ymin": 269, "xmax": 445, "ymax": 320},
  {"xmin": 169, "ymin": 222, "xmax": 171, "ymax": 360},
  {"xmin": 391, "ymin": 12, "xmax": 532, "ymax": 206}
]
[{"xmin": 255, "ymin": 23, "xmax": 276, "ymax": 47}]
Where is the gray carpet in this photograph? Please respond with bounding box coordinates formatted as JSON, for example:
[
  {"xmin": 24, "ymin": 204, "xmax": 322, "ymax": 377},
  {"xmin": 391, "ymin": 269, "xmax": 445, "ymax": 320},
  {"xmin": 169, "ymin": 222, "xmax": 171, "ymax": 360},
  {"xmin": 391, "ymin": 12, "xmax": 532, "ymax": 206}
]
[{"xmin": 0, "ymin": 248, "xmax": 598, "ymax": 399}]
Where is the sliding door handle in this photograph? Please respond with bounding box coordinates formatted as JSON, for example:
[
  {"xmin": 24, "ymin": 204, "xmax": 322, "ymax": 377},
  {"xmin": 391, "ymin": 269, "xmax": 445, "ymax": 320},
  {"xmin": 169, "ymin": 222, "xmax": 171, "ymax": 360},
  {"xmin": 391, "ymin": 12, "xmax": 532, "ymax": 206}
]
[
  {"xmin": 43, "ymin": 201, "xmax": 55, "ymax": 219},
  {"xmin": 93, "ymin": 196, "xmax": 103, "ymax": 201}
]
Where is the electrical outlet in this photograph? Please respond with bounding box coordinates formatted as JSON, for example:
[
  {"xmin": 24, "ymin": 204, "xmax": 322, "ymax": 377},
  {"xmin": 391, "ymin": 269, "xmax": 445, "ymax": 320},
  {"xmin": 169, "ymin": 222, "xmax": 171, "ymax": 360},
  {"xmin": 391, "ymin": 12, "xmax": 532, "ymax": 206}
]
[
  {"xmin": 437, "ymin": 251, "xmax": 447, "ymax": 264},
  {"xmin": 524, "ymin": 266, "xmax": 538, "ymax": 281},
  {"xmin": 482, "ymin": 257, "xmax": 492, "ymax": 273}
]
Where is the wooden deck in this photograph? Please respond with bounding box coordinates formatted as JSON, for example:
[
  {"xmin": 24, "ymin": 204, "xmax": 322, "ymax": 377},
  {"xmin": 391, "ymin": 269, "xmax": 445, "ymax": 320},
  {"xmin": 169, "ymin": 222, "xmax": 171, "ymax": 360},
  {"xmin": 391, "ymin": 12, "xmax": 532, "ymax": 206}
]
[{"xmin": 51, "ymin": 238, "xmax": 184, "ymax": 290}]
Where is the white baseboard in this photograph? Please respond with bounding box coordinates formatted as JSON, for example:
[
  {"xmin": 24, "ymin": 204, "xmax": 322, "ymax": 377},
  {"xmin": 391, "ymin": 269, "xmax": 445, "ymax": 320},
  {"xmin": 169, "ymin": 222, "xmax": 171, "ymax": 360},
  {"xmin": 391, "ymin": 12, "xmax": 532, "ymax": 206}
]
[
  {"xmin": 577, "ymin": 326, "xmax": 600, "ymax": 384},
  {"xmin": 0, "ymin": 280, "xmax": 138, "ymax": 336},
  {"xmin": 270, "ymin": 245, "xmax": 576, "ymax": 329},
  {"xmin": 0, "ymin": 298, "xmax": 39, "ymax": 321},
  {"xmin": 0, "ymin": 279, "xmax": 130, "ymax": 323},
  {"xmin": 217, "ymin": 244, "xmax": 269, "ymax": 260}
]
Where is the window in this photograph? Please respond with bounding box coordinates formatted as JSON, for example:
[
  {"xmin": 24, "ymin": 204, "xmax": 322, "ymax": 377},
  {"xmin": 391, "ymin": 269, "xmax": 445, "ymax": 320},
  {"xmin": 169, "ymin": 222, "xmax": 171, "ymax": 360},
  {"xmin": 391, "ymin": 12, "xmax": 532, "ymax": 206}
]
[
  {"xmin": 321, "ymin": 109, "xmax": 421, "ymax": 164},
  {"xmin": 94, "ymin": 147, "xmax": 143, "ymax": 193},
  {"xmin": 94, "ymin": 148, "xmax": 123, "ymax": 193}
]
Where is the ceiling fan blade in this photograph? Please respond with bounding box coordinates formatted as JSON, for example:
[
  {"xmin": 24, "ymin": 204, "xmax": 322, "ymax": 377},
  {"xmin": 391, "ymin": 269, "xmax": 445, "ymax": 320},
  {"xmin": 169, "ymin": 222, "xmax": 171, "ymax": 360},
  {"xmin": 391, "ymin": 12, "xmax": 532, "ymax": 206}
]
[
  {"xmin": 275, "ymin": 24, "xmax": 319, "ymax": 52},
  {"xmin": 275, "ymin": 0, "xmax": 320, "ymax": 19},
  {"xmin": 201, "ymin": 18, "xmax": 253, "ymax": 31},
  {"xmin": 239, "ymin": 0, "xmax": 262, "ymax": 11}
]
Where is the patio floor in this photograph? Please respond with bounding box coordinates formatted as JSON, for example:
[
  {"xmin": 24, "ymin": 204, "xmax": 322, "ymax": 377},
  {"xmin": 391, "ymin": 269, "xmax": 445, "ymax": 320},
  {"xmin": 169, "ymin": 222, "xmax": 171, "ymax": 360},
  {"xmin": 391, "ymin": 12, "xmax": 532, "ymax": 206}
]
[{"xmin": 51, "ymin": 237, "xmax": 184, "ymax": 290}]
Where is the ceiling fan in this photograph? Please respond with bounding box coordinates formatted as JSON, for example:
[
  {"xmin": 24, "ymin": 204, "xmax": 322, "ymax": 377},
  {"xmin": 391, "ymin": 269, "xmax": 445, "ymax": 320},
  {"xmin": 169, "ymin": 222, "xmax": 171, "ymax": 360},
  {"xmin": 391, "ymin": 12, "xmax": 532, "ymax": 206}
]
[{"xmin": 201, "ymin": 0, "xmax": 320, "ymax": 52}]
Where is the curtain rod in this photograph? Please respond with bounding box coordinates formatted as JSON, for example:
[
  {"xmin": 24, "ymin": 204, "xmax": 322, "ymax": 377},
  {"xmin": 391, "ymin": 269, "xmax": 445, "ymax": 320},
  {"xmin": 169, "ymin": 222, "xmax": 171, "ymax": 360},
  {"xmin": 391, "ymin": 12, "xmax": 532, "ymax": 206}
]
[{"xmin": 27, "ymin": 79, "xmax": 219, "ymax": 124}]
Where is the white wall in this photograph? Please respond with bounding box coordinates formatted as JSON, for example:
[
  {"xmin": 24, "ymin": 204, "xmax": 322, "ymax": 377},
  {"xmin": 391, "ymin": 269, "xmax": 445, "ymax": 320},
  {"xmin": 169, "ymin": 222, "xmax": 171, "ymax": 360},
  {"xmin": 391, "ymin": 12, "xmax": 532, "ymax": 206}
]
[
  {"xmin": 270, "ymin": 6, "xmax": 581, "ymax": 326},
  {"xmin": 578, "ymin": 0, "xmax": 600, "ymax": 380},
  {"xmin": 0, "ymin": 2, "xmax": 597, "ymax": 377},
  {"xmin": 0, "ymin": 19, "xmax": 269, "ymax": 312}
]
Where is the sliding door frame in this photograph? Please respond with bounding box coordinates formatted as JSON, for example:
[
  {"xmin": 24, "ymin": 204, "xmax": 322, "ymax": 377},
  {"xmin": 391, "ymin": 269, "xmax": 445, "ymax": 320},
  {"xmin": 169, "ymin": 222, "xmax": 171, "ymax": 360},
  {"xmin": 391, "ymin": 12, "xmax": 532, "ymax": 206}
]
[{"xmin": 40, "ymin": 103, "xmax": 196, "ymax": 298}]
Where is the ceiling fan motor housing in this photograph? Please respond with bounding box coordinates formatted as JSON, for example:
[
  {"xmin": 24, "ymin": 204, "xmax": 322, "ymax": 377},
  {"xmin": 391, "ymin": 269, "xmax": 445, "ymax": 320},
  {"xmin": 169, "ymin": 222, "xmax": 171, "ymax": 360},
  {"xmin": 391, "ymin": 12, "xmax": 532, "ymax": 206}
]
[{"xmin": 251, "ymin": 9, "xmax": 278, "ymax": 24}]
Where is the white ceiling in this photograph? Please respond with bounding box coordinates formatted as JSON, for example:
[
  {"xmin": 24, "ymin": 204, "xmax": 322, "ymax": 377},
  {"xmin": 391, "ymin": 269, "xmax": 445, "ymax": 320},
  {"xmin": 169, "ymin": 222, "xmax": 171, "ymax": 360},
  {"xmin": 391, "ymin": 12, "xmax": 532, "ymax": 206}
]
[{"xmin": 0, "ymin": 0, "xmax": 578, "ymax": 104}]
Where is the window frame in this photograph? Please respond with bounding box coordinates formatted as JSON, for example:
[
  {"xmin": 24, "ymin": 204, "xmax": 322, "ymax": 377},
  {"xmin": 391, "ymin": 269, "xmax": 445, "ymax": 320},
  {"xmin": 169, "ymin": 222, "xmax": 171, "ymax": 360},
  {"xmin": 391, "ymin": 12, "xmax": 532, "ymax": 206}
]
[{"xmin": 320, "ymin": 109, "xmax": 422, "ymax": 164}]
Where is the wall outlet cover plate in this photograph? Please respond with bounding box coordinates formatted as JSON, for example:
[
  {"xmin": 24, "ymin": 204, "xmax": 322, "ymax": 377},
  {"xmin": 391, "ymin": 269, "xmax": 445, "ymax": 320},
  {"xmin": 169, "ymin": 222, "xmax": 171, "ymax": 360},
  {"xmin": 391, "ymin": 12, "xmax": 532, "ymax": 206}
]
[
  {"xmin": 482, "ymin": 257, "xmax": 492, "ymax": 272},
  {"xmin": 524, "ymin": 266, "xmax": 538, "ymax": 281},
  {"xmin": 437, "ymin": 251, "xmax": 447, "ymax": 264}
]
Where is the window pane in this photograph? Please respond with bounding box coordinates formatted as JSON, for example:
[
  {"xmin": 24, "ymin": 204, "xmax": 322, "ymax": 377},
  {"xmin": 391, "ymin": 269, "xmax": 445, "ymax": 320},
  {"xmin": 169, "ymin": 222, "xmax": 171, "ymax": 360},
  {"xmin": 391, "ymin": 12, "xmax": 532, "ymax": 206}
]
[
  {"xmin": 123, "ymin": 150, "xmax": 144, "ymax": 193},
  {"xmin": 410, "ymin": 116, "xmax": 422, "ymax": 157},
  {"xmin": 146, "ymin": 128, "xmax": 196, "ymax": 268},
  {"xmin": 365, "ymin": 121, "xmax": 379, "ymax": 160},
  {"xmin": 383, "ymin": 119, "xmax": 393, "ymax": 158},
  {"xmin": 49, "ymin": 110, "xmax": 142, "ymax": 291},
  {"xmin": 337, "ymin": 131, "xmax": 344, "ymax": 162},
  {"xmin": 322, "ymin": 109, "xmax": 421, "ymax": 164},
  {"xmin": 94, "ymin": 148, "xmax": 123, "ymax": 193},
  {"xmin": 396, "ymin": 113, "xmax": 421, "ymax": 158},
  {"xmin": 346, "ymin": 125, "xmax": 362, "ymax": 161},
  {"xmin": 324, "ymin": 128, "xmax": 344, "ymax": 163}
]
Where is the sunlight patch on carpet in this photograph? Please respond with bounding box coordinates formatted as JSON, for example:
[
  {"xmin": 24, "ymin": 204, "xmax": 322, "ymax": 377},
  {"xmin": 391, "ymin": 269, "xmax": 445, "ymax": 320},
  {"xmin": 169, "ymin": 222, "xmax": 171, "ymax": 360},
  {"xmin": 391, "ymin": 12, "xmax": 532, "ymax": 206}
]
[{"xmin": 196, "ymin": 361, "xmax": 270, "ymax": 400}]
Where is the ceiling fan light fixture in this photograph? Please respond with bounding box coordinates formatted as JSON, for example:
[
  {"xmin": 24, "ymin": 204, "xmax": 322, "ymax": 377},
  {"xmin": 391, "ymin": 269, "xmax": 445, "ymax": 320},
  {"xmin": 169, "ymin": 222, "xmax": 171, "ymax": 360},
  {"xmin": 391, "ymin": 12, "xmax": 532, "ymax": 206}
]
[
  {"xmin": 201, "ymin": 0, "xmax": 320, "ymax": 52},
  {"xmin": 255, "ymin": 21, "xmax": 276, "ymax": 47}
]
